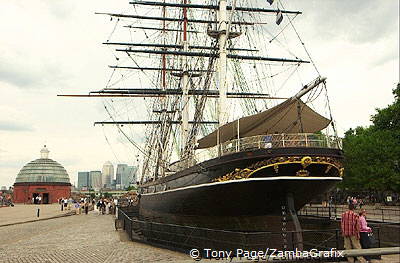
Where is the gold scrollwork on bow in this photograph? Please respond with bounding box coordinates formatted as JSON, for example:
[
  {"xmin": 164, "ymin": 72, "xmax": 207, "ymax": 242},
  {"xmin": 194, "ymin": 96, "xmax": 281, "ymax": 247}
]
[{"xmin": 213, "ymin": 155, "xmax": 344, "ymax": 182}]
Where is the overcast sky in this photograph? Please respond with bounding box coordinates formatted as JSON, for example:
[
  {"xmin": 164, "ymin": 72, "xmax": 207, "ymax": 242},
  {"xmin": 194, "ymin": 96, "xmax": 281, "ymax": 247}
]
[{"xmin": 0, "ymin": 0, "xmax": 398, "ymax": 188}]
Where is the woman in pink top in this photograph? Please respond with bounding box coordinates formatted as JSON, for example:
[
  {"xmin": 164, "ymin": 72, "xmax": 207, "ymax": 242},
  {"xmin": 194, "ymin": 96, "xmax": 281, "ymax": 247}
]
[{"xmin": 359, "ymin": 209, "xmax": 372, "ymax": 262}]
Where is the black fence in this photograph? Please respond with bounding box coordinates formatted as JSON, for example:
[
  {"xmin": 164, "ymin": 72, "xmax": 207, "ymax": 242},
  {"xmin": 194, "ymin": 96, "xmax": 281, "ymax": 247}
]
[
  {"xmin": 298, "ymin": 205, "xmax": 400, "ymax": 223},
  {"xmin": 116, "ymin": 207, "xmax": 381, "ymax": 255}
]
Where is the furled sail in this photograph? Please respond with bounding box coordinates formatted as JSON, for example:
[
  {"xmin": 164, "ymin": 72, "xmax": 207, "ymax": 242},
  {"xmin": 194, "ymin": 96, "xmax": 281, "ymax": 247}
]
[{"xmin": 196, "ymin": 99, "xmax": 331, "ymax": 149}]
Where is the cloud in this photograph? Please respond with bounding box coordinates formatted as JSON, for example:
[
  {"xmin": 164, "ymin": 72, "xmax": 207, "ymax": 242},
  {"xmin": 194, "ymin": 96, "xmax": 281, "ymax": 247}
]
[
  {"xmin": 0, "ymin": 60, "xmax": 40, "ymax": 88},
  {"xmin": 372, "ymin": 44, "xmax": 399, "ymax": 68},
  {"xmin": 0, "ymin": 56, "xmax": 70, "ymax": 90},
  {"xmin": 0, "ymin": 120, "xmax": 34, "ymax": 132},
  {"xmin": 58, "ymin": 157, "xmax": 81, "ymax": 167},
  {"xmin": 0, "ymin": 160, "xmax": 23, "ymax": 169},
  {"xmin": 43, "ymin": 1, "xmax": 77, "ymax": 19},
  {"xmin": 292, "ymin": 0, "xmax": 399, "ymax": 43}
]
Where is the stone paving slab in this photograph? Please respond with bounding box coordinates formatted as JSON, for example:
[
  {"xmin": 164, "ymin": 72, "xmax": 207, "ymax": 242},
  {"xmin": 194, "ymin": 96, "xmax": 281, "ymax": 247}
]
[
  {"xmin": 0, "ymin": 211, "xmax": 188, "ymax": 262},
  {"xmin": 0, "ymin": 204, "xmax": 72, "ymax": 227}
]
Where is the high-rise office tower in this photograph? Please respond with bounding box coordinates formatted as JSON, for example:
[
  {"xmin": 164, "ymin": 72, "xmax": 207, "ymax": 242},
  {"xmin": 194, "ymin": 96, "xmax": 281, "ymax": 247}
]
[
  {"xmin": 89, "ymin": 171, "xmax": 102, "ymax": 190},
  {"xmin": 116, "ymin": 164, "xmax": 138, "ymax": 189},
  {"xmin": 116, "ymin": 164, "xmax": 127, "ymax": 190},
  {"xmin": 101, "ymin": 161, "xmax": 114, "ymax": 189},
  {"xmin": 77, "ymin": 172, "xmax": 89, "ymax": 189},
  {"xmin": 126, "ymin": 166, "xmax": 138, "ymax": 186}
]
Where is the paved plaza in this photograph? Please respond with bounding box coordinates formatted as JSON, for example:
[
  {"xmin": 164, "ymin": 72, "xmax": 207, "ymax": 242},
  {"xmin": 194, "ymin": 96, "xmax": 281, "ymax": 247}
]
[
  {"xmin": 0, "ymin": 206, "xmax": 398, "ymax": 262},
  {"xmin": 0, "ymin": 211, "xmax": 187, "ymax": 262},
  {"xmin": 0, "ymin": 204, "xmax": 72, "ymax": 227}
]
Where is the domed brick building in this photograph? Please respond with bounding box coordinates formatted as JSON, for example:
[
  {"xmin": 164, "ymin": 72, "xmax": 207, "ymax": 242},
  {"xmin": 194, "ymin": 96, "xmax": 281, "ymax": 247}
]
[{"xmin": 13, "ymin": 146, "xmax": 71, "ymax": 204}]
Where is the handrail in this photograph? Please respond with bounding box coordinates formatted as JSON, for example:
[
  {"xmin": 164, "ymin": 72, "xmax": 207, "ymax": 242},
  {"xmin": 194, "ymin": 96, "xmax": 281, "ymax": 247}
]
[
  {"xmin": 192, "ymin": 133, "xmax": 342, "ymax": 166},
  {"xmin": 169, "ymin": 133, "xmax": 342, "ymax": 172}
]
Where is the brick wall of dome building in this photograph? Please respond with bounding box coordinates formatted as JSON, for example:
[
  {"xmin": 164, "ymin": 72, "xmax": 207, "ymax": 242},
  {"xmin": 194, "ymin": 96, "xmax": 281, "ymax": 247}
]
[{"xmin": 13, "ymin": 183, "xmax": 71, "ymax": 204}]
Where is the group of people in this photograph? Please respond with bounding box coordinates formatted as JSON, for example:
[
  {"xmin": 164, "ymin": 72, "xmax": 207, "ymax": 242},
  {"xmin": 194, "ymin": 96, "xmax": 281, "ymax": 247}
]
[
  {"xmin": 0, "ymin": 194, "xmax": 13, "ymax": 207},
  {"xmin": 59, "ymin": 197, "xmax": 89, "ymax": 215},
  {"xmin": 32, "ymin": 195, "xmax": 42, "ymax": 204},
  {"xmin": 95, "ymin": 199, "xmax": 117, "ymax": 215},
  {"xmin": 58, "ymin": 197, "xmax": 119, "ymax": 216},
  {"xmin": 74, "ymin": 199, "xmax": 90, "ymax": 215},
  {"xmin": 347, "ymin": 196, "xmax": 364, "ymax": 209},
  {"xmin": 341, "ymin": 204, "xmax": 373, "ymax": 263}
]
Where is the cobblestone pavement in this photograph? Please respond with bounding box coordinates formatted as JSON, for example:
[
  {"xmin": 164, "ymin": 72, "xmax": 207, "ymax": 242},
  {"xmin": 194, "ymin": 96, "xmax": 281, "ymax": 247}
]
[
  {"xmin": 0, "ymin": 212, "xmax": 187, "ymax": 262},
  {"xmin": 0, "ymin": 204, "xmax": 71, "ymax": 226}
]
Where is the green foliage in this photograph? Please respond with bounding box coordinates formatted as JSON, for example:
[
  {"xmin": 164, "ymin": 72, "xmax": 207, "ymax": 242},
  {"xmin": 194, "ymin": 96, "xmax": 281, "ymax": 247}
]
[
  {"xmin": 371, "ymin": 83, "xmax": 400, "ymax": 131},
  {"xmin": 126, "ymin": 186, "xmax": 137, "ymax": 191},
  {"xmin": 103, "ymin": 192, "xmax": 112, "ymax": 198},
  {"xmin": 342, "ymin": 83, "xmax": 400, "ymax": 193}
]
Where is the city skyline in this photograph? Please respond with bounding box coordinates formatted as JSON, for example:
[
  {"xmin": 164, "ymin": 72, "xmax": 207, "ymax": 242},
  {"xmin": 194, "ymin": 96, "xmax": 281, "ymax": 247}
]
[
  {"xmin": 77, "ymin": 161, "xmax": 137, "ymax": 190},
  {"xmin": 0, "ymin": 0, "xmax": 398, "ymax": 187}
]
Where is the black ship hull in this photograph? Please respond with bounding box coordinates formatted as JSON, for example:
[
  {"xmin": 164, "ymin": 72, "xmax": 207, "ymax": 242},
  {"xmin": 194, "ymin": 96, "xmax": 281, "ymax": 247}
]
[{"xmin": 138, "ymin": 147, "xmax": 343, "ymax": 231}]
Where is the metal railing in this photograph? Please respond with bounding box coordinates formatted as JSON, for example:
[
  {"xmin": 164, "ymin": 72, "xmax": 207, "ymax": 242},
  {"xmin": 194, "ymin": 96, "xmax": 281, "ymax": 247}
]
[
  {"xmin": 116, "ymin": 207, "xmax": 380, "ymax": 255},
  {"xmin": 192, "ymin": 133, "xmax": 342, "ymax": 165},
  {"xmin": 225, "ymin": 133, "xmax": 340, "ymax": 152},
  {"xmin": 298, "ymin": 205, "xmax": 400, "ymax": 223},
  {"xmin": 169, "ymin": 133, "xmax": 342, "ymax": 172}
]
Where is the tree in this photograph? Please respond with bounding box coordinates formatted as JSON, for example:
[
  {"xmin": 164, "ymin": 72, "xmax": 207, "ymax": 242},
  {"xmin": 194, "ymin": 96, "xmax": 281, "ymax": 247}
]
[
  {"xmin": 341, "ymin": 83, "xmax": 400, "ymax": 193},
  {"xmin": 126, "ymin": 186, "xmax": 137, "ymax": 191},
  {"xmin": 103, "ymin": 192, "xmax": 112, "ymax": 199},
  {"xmin": 371, "ymin": 83, "xmax": 400, "ymax": 131}
]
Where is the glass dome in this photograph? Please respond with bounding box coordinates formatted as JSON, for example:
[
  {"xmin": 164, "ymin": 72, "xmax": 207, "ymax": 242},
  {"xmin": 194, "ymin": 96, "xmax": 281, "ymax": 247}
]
[{"xmin": 15, "ymin": 146, "xmax": 70, "ymax": 184}]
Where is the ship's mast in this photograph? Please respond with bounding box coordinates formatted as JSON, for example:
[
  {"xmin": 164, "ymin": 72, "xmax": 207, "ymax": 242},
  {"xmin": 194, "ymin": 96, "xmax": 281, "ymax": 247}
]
[
  {"xmin": 71, "ymin": 3, "xmax": 311, "ymax": 174},
  {"xmin": 217, "ymin": 0, "xmax": 229, "ymax": 126},
  {"xmin": 156, "ymin": 0, "xmax": 167, "ymax": 178},
  {"xmin": 181, "ymin": 0, "xmax": 189, "ymax": 157},
  {"xmin": 162, "ymin": 0, "xmax": 167, "ymax": 89}
]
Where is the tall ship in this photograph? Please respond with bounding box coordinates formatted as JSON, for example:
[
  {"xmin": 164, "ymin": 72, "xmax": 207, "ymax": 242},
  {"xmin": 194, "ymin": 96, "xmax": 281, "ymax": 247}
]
[{"xmin": 64, "ymin": 0, "xmax": 344, "ymax": 233}]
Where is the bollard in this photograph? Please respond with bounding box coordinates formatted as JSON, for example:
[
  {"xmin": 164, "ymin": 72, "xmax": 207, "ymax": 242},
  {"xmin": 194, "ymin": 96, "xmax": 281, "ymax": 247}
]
[{"xmin": 37, "ymin": 208, "xmax": 40, "ymax": 217}]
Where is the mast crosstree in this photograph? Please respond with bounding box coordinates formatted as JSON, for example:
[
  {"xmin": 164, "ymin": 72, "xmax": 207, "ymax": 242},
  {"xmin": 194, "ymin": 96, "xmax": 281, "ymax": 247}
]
[
  {"xmin": 59, "ymin": 1, "xmax": 344, "ymax": 243},
  {"xmin": 59, "ymin": 0, "xmax": 335, "ymax": 180}
]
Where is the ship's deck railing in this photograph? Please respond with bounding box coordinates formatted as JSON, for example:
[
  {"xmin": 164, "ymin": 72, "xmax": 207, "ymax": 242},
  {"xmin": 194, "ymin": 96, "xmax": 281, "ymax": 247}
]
[
  {"xmin": 193, "ymin": 133, "xmax": 342, "ymax": 166},
  {"xmin": 169, "ymin": 133, "xmax": 341, "ymax": 172},
  {"xmin": 221, "ymin": 133, "xmax": 341, "ymax": 155}
]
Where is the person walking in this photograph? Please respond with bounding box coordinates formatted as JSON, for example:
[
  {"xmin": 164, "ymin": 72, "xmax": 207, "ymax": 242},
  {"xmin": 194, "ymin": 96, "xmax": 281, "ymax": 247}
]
[
  {"xmin": 352, "ymin": 197, "xmax": 357, "ymax": 209},
  {"xmin": 105, "ymin": 201, "xmax": 110, "ymax": 215},
  {"xmin": 341, "ymin": 204, "xmax": 366, "ymax": 263},
  {"xmin": 61, "ymin": 198, "xmax": 64, "ymax": 211},
  {"xmin": 359, "ymin": 199, "xmax": 364, "ymax": 209},
  {"xmin": 347, "ymin": 196, "xmax": 352, "ymax": 206},
  {"xmin": 84, "ymin": 202, "xmax": 89, "ymax": 215},
  {"xmin": 359, "ymin": 209, "xmax": 372, "ymax": 262},
  {"xmin": 68, "ymin": 198, "xmax": 73, "ymax": 210},
  {"xmin": 74, "ymin": 201, "xmax": 80, "ymax": 215},
  {"xmin": 96, "ymin": 200, "xmax": 102, "ymax": 215},
  {"xmin": 101, "ymin": 200, "xmax": 106, "ymax": 215}
]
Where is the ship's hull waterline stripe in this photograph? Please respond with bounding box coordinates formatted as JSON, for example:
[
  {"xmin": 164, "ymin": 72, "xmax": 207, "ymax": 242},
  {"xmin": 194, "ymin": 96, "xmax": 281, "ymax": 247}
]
[{"xmin": 141, "ymin": 176, "xmax": 342, "ymax": 196}]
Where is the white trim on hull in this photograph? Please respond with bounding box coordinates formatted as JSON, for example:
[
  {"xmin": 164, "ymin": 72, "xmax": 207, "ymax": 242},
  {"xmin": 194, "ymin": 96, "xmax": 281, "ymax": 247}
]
[{"xmin": 141, "ymin": 176, "xmax": 342, "ymax": 196}]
